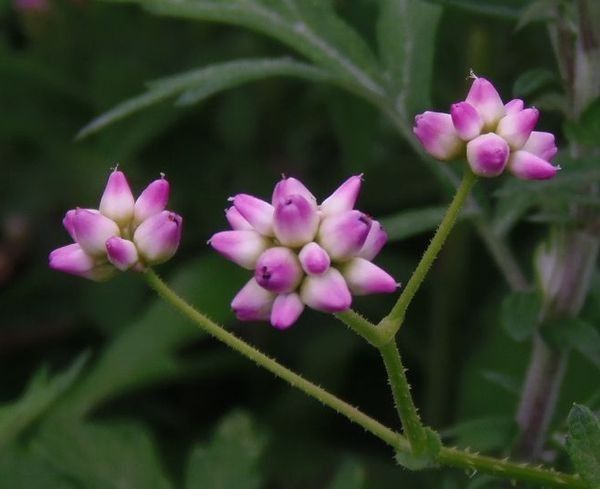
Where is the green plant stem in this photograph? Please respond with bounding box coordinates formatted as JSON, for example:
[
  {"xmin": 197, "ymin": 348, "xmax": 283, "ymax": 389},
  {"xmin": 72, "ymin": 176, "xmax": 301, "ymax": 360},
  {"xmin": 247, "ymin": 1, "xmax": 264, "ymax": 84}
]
[
  {"xmin": 335, "ymin": 309, "xmax": 382, "ymax": 347},
  {"xmin": 144, "ymin": 269, "xmax": 585, "ymax": 488},
  {"xmin": 380, "ymin": 170, "xmax": 478, "ymax": 340}
]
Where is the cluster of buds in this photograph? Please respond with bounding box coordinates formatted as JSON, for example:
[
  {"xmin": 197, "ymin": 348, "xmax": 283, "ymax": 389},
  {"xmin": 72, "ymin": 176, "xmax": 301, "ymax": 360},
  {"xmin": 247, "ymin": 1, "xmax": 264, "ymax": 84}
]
[
  {"xmin": 414, "ymin": 75, "xmax": 559, "ymax": 179},
  {"xmin": 209, "ymin": 176, "xmax": 398, "ymax": 329},
  {"xmin": 49, "ymin": 169, "xmax": 182, "ymax": 280}
]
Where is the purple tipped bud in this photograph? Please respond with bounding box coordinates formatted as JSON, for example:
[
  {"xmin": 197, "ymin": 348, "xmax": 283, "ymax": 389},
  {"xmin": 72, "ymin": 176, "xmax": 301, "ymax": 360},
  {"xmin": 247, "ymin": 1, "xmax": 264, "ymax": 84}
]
[
  {"xmin": 62, "ymin": 209, "xmax": 79, "ymax": 240},
  {"xmin": 225, "ymin": 207, "xmax": 253, "ymax": 230},
  {"xmin": 231, "ymin": 194, "xmax": 274, "ymax": 236},
  {"xmin": 320, "ymin": 175, "xmax": 362, "ymax": 216},
  {"xmin": 451, "ymin": 102, "xmax": 483, "ymax": 141},
  {"xmin": 209, "ymin": 230, "xmax": 270, "ymax": 269},
  {"xmin": 270, "ymin": 293, "xmax": 304, "ymax": 330},
  {"xmin": 300, "ymin": 268, "xmax": 352, "ymax": 312},
  {"xmin": 99, "ymin": 170, "xmax": 135, "ymax": 226},
  {"xmin": 505, "ymin": 99, "xmax": 524, "ymax": 115},
  {"xmin": 508, "ymin": 151, "xmax": 559, "ymax": 180},
  {"xmin": 413, "ymin": 112, "xmax": 463, "ymax": 160},
  {"xmin": 72, "ymin": 209, "xmax": 120, "ymax": 257},
  {"xmin": 133, "ymin": 210, "xmax": 182, "ymax": 265},
  {"xmin": 134, "ymin": 176, "xmax": 170, "ymax": 224},
  {"xmin": 357, "ymin": 220, "xmax": 388, "ymax": 261},
  {"xmin": 272, "ymin": 177, "xmax": 317, "ymax": 207},
  {"xmin": 522, "ymin": 131, "xmax": 558, "ymax": 161},
  {"xmin": 273, "ymin": 195, "xmax": 319, "ymax": 247},
  {"xmin": 318, "ymin": 210, "xmax": 371, "ymax": 261},
  {"xmin": 254, "ymin": 247, "xmax": 303, "ymax": 293},
  {"xmin": 231, "ymin": 278, "xmax": 275, "ymax": 321},
  {"xmin": 496, "ymin": 108, "xmax": 539, "ymax": 150},
  {"xmin": 466, "ymin": 133, "xmax": 510, "ymax": 177},
  {"xmin": 465, "ymin": 77, "xmax": 506, "ymax": 129},
  {"xmin": 106, "ymin": 237, "xmax": 139, "ymax": 271},
  {"xmin": 298, "ymin": 242, "xmax": 330, "ymax": 275},
  {"xmin": 49, "ymin": 244, "xmax": 114, "ymax": 281},
  {"xmin": 341, "ymin": 258, "xmax": 398, "ymax": 295}
]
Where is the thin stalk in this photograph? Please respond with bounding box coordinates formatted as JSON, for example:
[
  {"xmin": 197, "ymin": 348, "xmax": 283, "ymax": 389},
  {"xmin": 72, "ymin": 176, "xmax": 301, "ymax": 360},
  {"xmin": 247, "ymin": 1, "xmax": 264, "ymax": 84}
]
[
  {"xmin": 335, "ymin": 309, "xmax": 383, "ymax": 347},
  {"xmin": 380, "ymin": 170, "xmax": 478, "ymax": 340}
]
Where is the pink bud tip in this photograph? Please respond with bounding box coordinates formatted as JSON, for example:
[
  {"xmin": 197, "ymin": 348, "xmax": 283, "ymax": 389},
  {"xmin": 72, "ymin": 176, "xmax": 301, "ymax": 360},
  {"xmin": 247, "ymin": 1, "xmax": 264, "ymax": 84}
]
[
  {"xmin": 49, "ymin": 244, "xmax": 114, "ymax": 281},
  {"xmin": 273, "ymin": 194, "xmax": 319, "ymax": 247},
  {"xmin": 298, "ymin": 242, "xmax": 331, "ymax": 275},
  {"xmin": 225, "ymin": 207, "xmax": 253, "ymax": 230},
  {"xmin": 413, "ymin": 112, "xmax": 463, "ymax": 161},
  {"xmin": 209, "ymin": 230, "xmax": 269, "ymax": 270},
  {"xmin": 496, "ymin": 108, "xmax": 540, "ymax": 150},
  {"xmin": 466, "ymin": 133, "xmax": 510, "ymax": 177},
  {"xmin": 320, "ymin": 175, "xmax": 363, "ymax": 216},
  {"xmin": 465, "ymin": 77, "xmax": 506, "ymax": 129},
  {"xmin": 300, "ymin": 268, "xmax": 352, "ymax": 313},
  {"xmin": 522, "ymin": 131, "xmax": 558, "ymax": 161},
  {"xmin": 508, "ymin": 151, "xmax": 559, "ymax": 180},
  {"xmin": 62, "ymin": 209, "xmax": 78, "ymax": 241},
  {"xmin": 106, "ymin": 237, "xmax": 139, "ymax": 271},
  {"xmin": 318, "ymin": 210, "xmax": 371, "ymax": 261},
  {"xmin": 504, "ymin": 99, "xmax": 524, "ymax": 115},
  {"xmin": 72, "ymin": 209, "xmax": 120, "ymax": 257},
  {"xmin": 133, "ymin": 211, "xmax": 182, "ymax": 265},
  {"xmin": 231, "ymin": 194, "xmax": 274, "ymax": 237},
  {"xmin": 272, "ymin": 177, "xmax": 317, "ymax": 208},
  {"xmin": 99, "ymin": 170, "xmax": 135, "ymax": 226},
  {"xmin": 357, "ymin": 220, "xmax": 388, "ymax": 261},
  {"xmin": 341, "ymin": 258, "xmax": 399, "ymax": 295},
  {"xmin": 450, "ymin": 102, "xmax": 483, "ymax": 141},
  {"xmin": 270, "ymin": 293, "xmax": 304, "ymax": 330},
  {"xmin": 231, "ymin": 278, "xmax": 276, "ymax": 321},
  {"xmin": 254, "ymin": 247, "xmax": 303, "ymax": 293},
  {"xmin": 134, "ymin": 176, "xmax": 170, "ymax": 224}
]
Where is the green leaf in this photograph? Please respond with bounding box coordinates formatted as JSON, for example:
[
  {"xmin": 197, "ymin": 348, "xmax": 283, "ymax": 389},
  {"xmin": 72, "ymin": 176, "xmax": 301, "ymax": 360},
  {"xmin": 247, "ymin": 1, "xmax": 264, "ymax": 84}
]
[
  {"xmin": 442, "ymin": 416, "xmax": 517, "ymax": 452},
  {"xmin": 328, "ymin": 459, "xmax": 365, "ymax": 489},
  {"xmin": 500, "ymin": 291, "xmax": 540, "ymax": 342},
  {"xmin": 0, "ymin": 354, "xmax": 88, "ymax": 450},
  {"xmin": 78, "ymin": 57, "xmax": 337, "ymax": 138},
  {"xmin": 544, "ymin": 319, "xmax": 600, "ymax": 370},
  {"xmin": 377, "ymin": 0, "xmax": 442, "ymax": 116},
  {"xmin": 566, "ymin": 404, "xmax": 600, "ymax": 487},
  {"xmin": 513, "ymin": 68, "xmax": 559, "ymax": 98},
  {"xmin": 565, "ymin": 97, "xmax": 600, "ymax": 147},
  {"xmin": 425, "ymin": 0, "xmax": 528, "ymax": 19},
  {"xmin": 36, "ymin": 421, "xmax": 173, "ymax": 489},
  {"xmin": 515, "ymin": 0, "xmax": 559, "ymax": 30},
  {"xmin": 185, "ymin": 411, "xmax": 265, "ymax": 489}
]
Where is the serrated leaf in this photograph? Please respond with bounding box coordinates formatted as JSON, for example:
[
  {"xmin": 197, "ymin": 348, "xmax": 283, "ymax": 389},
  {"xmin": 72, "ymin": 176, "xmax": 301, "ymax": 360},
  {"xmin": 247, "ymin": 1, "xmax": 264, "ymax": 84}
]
[
  {"xmin": 328, "ymin": 459, "xmax": 365, "ymax": 489},
  {"xmin": 185, "ymin": 411, "xmax": 265, "ymax": 489},
  {"xmin": 544, "ymin": 319, "xmax": 600, "ymax": 370},
  {"xmin": 566, "ymin": 404, "xmax": 600, "ymax": 486},
  {"xmin": 442, "ymin": 416, "xmax": 517, "ymax": 452},
  {"xmin": 513, "ymin": 68, "xmax": 559, "ymax": 98},
  {"xmin": 78, "ymin": 57, "xmax": 337, "ymax": 138},
  {"xmin": 501, "ymin": 292, "xmax": 541, "ymax": 342},
  {"xmin": 0, "ymin": 354, "xmax": 88, "ymax": 450}
]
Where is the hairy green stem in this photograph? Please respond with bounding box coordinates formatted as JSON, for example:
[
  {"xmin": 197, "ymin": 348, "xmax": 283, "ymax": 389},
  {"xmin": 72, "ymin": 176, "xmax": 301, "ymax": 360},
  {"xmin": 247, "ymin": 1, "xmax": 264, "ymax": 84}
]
[
  {"xmin": 335, "ymin": 309, "xmax": 382, "ymax": 347},
  {"xmin": 380, "ymin": 170, "xmax": 478, "ymax": 339}
]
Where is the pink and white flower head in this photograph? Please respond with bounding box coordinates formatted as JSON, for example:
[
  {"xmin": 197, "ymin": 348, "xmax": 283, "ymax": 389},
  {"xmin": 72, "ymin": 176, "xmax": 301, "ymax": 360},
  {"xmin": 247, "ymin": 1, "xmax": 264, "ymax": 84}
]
[
  {"xmin": 413, "ymin": 73, "xmax": 559, "ymax": 180},
  {"xmin": 210, "ymin": 176, "xmax": 399, "ymax": 330},
  {"xmin": 49, "ymin": 168, "xmax": 182, "ymax": 281}
]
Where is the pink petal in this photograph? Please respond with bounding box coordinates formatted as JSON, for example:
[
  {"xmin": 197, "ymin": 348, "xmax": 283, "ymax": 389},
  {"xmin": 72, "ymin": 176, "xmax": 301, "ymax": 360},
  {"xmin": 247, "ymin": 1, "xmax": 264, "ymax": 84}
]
[
  {"xmin": 133, "ymin": 211, "xmax": 182, "ymax": 265},
  {"xmin": 72, "ymin": 209, "xmax": 120, "ymax": 257},
  {"xmin": 106, "ymin": 237, "xmax": 139, "ymax": 271},
  {"xmin": 300, "ymin": 268, "xmax": 352, "ymax": 313},
  {"xmin": 413, "ymin": 111, "xmax": 463, "ymax": 160},
  {"xmin": 496, "ymin": 107, "xmax": 539, "ymax": 150},
  {"xmin": 231, "ymin": 194, "xmax": 274, "ymax": 237},
  {"xmin": 270, "ymin": 293, "xmax": 305, "ymax": 329},
  {"xmin": 298, "ymin": 242, "xmax": 331, "ymax": 276},
  {"xmin": 49, "ymin": 243, "xmax": 114, "ymax": 281},
  {"xmin": 231, "ymin": 278, "xmax": 276, "ymax": 321},
  {"xmin": 341, "ymin": 258, "xmax": 399, "ymax": 295},
  {"xmin": 272, "ymin": 177, "xmax": 317, "ymax": 208},
  {"xmin": 99, "ymin": 170, "xmax": 135, "ymax": 226},
  {"xmin": 134, "ymin": 176, "xmax": 170, "ymax": 224},
  {"xmin": 318, "ymin": 210, "xmax": 371, "ymax": 261},
  {"xmin": 254, "ymin": 247, "xmax": 303, "ymax": 293},
  {"xmin": 504, "ymin": 99, "xmax": 524, "ymax": 115},
  {"xmin": 508, "ymin": 150, "xmax": 559, "ymax": 180},
  {"xmin": 209, "ymin": 230, "xmax": 270, "ymax": 269},
  {"xmin": 522, "ymin": 131, "xmax": 558, "ymax": 161},
  {"xmin": 320, "ymin": 175, "xmax": 363, "ymax": 216},
  {"xmin": 357, "ymin": 220, "xmax": 388, "ymax": 261},
  {"xmin": 225, "ymin": 207, "xmax": 253, "ymax": 230},
  {"xmin": 450, "ymin": 102, "xmax": 483, "ymax": 141},
  {"xmin": 466, "ymin": 133, "xmax": 510, "ymax": 177},
  {"xmin": 273, "ymin": 194, "xmax": 319, "ymax": 247},
  {"xmin": 465, "ymin": 77, "xmax": 506, "ymax": 129}
]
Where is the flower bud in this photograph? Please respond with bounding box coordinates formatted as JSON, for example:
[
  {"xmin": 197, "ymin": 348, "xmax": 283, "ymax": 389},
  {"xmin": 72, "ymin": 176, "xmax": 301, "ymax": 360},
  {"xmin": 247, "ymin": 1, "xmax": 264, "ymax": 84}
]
[
  {"xmin": 272, "ymin": 177, "xmax": 317, "ymax": 208},
  {"xmin": 320, "ymin": 175, "xmax": 362, "ymax": 216},
  {"xmin": 413, "ymin": 112, "xmax": 463, "ymax": 160},
  {"xmin": 504, "ymin": 99, "xmax": 524, "ymax": 115},
  {"xmin": 357, "ymin": 220, "xmax": 388, "ymax": 261},
  {"xmin": 496, "ymin": 108, "xmax": 539, "ymax": 150},
  {"xmin": 508, "ymin": 151, "xmax": 559, "ymax": 180},
  {"xmin": 318, "ymin": 210, "xmax": 371, "ymax": 261},
  {"xmin": 273, "ymin": 195, "xmax": 319, "ymax": 247},
  {"xmin": 270, "ymin": 293, "xmax": 304, "ymax": 330},
  {"xmin": 134, "ymin": 176, "xmax": 170, "ymax": 224},
  {"xmin": 231, "ymin": 194, "xmax": 274, "ymax": 236},
  {"xmin": 209, "ymin": 230, "xmax": 269, "ymax": 269},
  {"xmin": 522, "ymin": 131, "xmax": 558, "ymax": 161},
  {"xmin": 72, "ymin": 209, "xmax": 120, "ymax": 257},
  {"xmin": 99, "ymin": 170, "xmax": 135, "ymax": 226},
  {"xmin": 133, "ymin": 210, "xmax": 182, "ymax": 264},
  {"xmin": 450, "ymin": 102, "xmax": 483, "ymax": 141},
  {"xmin": 231, "ymin": 278, "xmax": 276, "ymax": 321},
  {"xmin": 298, "ymin": 242, "xmax": 330, "ymax": 275},
  {"xmin": 341, "ymin": 258, "xmax": 399, "ymax": 295},
  {"xmin": 254, "ymin": 247, "xmax": 303, "ymax": 293},
  {"xmin": 49, "ymin": 244, "xmax": 114, "ymax": 281},
  {"xmin": 466, "ymin": 133, "xmax": 510, "ymax": 177},
  {"xmin": 225, "ymin": 207, "xmax": 253, "ymax": 230},
  {"xmin": 106, "ymin": 237, "xmax": 139, "ymax": 271},
  {"xmin": 62, "ymin": 209, "xmax": 78, "ymax": 241},
  {"xmin": 465, "ymin": 77, "xmax": 506, "ymax": 129},
  {"xmin": 300, "ymin": 268, "xmax": 352, "ymax": 312}
]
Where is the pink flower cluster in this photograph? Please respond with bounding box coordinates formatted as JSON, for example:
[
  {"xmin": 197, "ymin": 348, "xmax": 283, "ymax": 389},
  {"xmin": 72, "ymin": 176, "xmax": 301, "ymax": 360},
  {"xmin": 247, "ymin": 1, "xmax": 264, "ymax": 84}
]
[
  {"xmin": 49, "ymin": 170, "xmax": 182, "ymax": 280},
  {"xmin": 414, "ymin": 75, "xmax": 559, "ymax": 180},
  {"xmin": 210, "ymin": 176, "xmax": 398, "ymax": 329}
]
